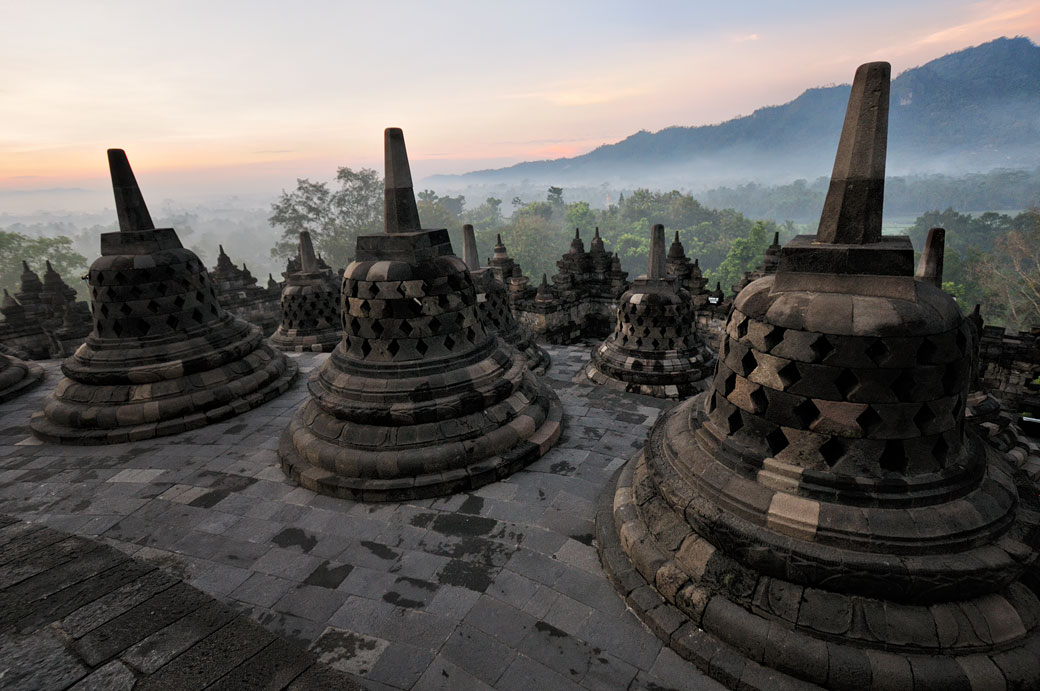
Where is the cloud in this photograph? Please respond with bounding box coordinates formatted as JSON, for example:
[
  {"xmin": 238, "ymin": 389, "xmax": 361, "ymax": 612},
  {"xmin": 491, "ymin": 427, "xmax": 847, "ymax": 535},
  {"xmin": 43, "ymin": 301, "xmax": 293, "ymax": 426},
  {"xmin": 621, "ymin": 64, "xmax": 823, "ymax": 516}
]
[
  {"xmin": 733, "ymin": 33, "xmax": 760, "ymax": 42},
  {"xmin": 915, "ymin": 1, "xmax": 1040, "ymax": 46}
]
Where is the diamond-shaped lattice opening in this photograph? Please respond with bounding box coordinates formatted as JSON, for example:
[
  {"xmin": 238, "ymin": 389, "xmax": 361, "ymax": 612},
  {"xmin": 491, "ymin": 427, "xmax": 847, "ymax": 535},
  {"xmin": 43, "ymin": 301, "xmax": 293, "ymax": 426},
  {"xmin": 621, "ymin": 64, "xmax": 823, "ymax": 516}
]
[
  {"xmin": 415, "ymin": 339, "xmax": 428, "ymax": 356},
  {"xmin": 865, "ymin": 338, "xmax": 890, "ymax": 365},
  {"xmin": 932, "ymin": 436, "xmax": 950, "ymax": 467},
  {"xmin": 191, "ymin": 308, "xmax": 203, "ymax": 323},
  {"xmin": 819, "ymin": 437, "xmax": 845, "ymax": 467},
  {"xmin": 721, "ymin": 339, "xmax": 730, "ymax": 358},
  {"xmin": 174, "ymin": 295, "xmax": 186, "ymax": 309},
  {"xmin": 466, "ymin": 326, "xmax": 477, "ymax": 343},
  {"xmin": 917, "ymin": 338, "xmax": 938, "ymax": 365},
  {"xmin": 835, "ymin": 369, "xmax": 859, "ymax": 399},
  {"xmin": 119, "ymin": 303, "xmax": 133, "ymax": 316},
  {"xmin": 371, "ymin": 320, "xmax": 384, "ymax": 337},
  {"xmin": 793, "ymin": 399, "xmax": 820, "ymax": 428},
  {"xmin": 778, "ymin": 362, "xmax": 801, "ymax": 389},
  {"xmin": 766, "ymin": 428, "xmax": 788, "ymax": 455},
  {"xmin": 749, "ymin": 386, "xmax": 769, "ymax": 414},
  {"xmin": 722, "ymin": 372, "xmax": 737, "ymax": 396},
  {"xmin": 209, "ymin": 305, "xmax": 218, "ymax": 316},
  {"xmin": 99, "ymin": 304, "xmax": 110, "ymax": 317},
  {"xmin": 443, "ymin": 334, "xmax": 455, "ymax": 350},
  {"xmin": 348, "ymin": 317, "xmax": 361, "ymax": 335},
  {"xmin": 112, "ymin": 321, "xmax": 123, "ymax": 337},
  {"xmin": 130, "ymin": 285, "xmax": 143, "ymax": 298},
  {"xmin": 856, "ymin": 405, "xmax": 883, "ymax": 434},
  {"xmin": 166, "ymin": 315, "xmax": 179, "ymax": 329},
  {"xmin": 359, "ymin": 300, "xmax": 371, "ymax": 317},
  {"xmin": 157, "ymin": 282, "xmax": 168, "ymax": 296},
  {"xmin": 892, "ymin": 372, "xmax": 917, "ymax": 402},
  {"xmin": 811, "ymin": 335, "xmax": 834, "ymax": 362},
  {"xmin": 387, "ymin": 339, "xmax": 400, "ymax": 357},
  {"xmin": 913, "ymin": 404, "xmax": 936, "ymax": 433},
  {"xmin": 740, "ymin": 350, "xmax": 758, "ymax": 377},
  {"xmin": 878, "ymin": 440, "xmax": 908, "ymax": 474},
  {"xmin": 399, "ymin": 319, "xmax": 413, "ymax": 337},
  {"xmin": 764, "ymin": 326, "xmax": 786, "ymax": 352},
  {"xmin": 726, "ymin": 410, "xmax": 744, "ymax": 434},
  {"xmin": 145, "ymin": 300, "xmax": 160, "ymax": 314},
  {"xmin": 95, "ymin": 273, "xmax": 105, "ymax": 285},
  {"xmin": 736, "ymin": 317, "xmax": 749, "ymax": 339},
  {"xmin": 956, "ymin": 328, "xmax": 968, "ymax": 354},
  {"xmin": 360, "ymin": 340, "xmax": 372, "ymax": 357},
  {"xmin": 195, "ymin": 290, "xmax": 206, "ymax": 303}
]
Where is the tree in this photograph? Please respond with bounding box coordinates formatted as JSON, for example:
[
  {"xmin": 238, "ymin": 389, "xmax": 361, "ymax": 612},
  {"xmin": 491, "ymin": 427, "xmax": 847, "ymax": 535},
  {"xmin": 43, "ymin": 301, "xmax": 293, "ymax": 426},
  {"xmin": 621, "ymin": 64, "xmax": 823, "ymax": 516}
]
[
  {"xmin": 564, "ymin": 201, "xmax": 596, "ymax": 232},
  {"xmin": 708, "ymin": 221, "xmax": 772, "ymax": 293},
  {"xmin": 982, "ymin": 209, "xmax": 1040, "ymax": 329},
  {"xmin": 268, "ymin": 167, "xmax": 383, "ymax": 270},
  {"xmin": 0, "ymin": 231, "xmax": 88, "ymax": 300}
]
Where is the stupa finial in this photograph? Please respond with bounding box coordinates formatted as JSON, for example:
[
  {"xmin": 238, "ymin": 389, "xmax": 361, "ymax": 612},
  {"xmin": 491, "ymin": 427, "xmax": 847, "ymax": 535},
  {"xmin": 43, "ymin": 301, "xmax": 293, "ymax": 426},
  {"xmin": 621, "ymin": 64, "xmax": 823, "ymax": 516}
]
[
  {"xmin": 462, "ymin": 224, "xmax": 479, "ymax": 270},
  {"xmin": 383, "ymin": 128, "xmax": 422, "ymax": 234},
  {"xmin": 299, "ymin": 231, "xmax": 318, "ymax": 272},
  {"xmin": 107, "ymin": 149, "xmax": 155, "ymax": 233},
  {"xmin": 816, "ymin": 62, "xmax": 890, "ymax": 245}
]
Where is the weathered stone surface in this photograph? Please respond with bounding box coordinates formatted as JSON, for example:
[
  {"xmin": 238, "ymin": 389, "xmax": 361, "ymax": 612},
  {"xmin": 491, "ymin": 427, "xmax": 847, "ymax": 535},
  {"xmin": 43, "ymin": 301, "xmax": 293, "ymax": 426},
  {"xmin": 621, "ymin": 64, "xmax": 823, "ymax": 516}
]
[
  {"xmin": 209, "ymin": 245, "xmax": 282, "ymax": 336},
  {"xmin": 597, "ymin": 61, "xmax": 1040, "ymax": 691},
  {"xmin": 29, "ymin": 149, "xmax": 298, "ymax": 445},
  {"xmin": 0, "ymin": 345, "xmax": 44, "ymax": 403},
  {"xmin": 279, "ymin": 129, "xmax": 561, "ymax": 501},
  {"xmin": 580, "ymin": 223, "xmax": 715, "ymax": 398},
  {"xmin": 270, "ymin": 231, "xmax": 342, "ymax": 353},
  {"xmin": 463, "ymin": 224, "xmax": 550, "ymax": 374}
]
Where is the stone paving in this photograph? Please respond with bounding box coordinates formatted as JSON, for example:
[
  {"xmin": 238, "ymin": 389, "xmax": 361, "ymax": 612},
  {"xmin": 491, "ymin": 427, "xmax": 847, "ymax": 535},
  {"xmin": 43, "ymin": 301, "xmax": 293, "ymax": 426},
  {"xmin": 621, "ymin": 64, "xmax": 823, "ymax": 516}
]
[
  {"xmin": 0, "ymin": 513, "xmax": 362, "ymax": 690},
  {"xmin": 0, "ymin": 343, "xmax": 725, "ymax": 690}
]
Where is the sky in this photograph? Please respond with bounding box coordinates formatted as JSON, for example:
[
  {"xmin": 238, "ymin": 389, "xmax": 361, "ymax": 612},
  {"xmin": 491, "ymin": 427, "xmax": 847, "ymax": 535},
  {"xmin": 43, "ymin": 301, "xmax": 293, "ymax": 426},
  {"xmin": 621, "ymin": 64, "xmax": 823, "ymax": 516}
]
[{"xmin": 2, "ymin": 0, "xmax": 1039, "ymax": 206}]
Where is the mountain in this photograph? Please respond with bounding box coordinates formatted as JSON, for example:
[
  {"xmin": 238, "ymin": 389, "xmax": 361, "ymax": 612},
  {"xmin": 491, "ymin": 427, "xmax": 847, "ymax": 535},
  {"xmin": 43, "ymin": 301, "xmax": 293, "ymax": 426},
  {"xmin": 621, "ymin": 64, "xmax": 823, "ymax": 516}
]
[{"xmin": 429, "ymin": 37, "xmax": 1040, "ymax": 189}]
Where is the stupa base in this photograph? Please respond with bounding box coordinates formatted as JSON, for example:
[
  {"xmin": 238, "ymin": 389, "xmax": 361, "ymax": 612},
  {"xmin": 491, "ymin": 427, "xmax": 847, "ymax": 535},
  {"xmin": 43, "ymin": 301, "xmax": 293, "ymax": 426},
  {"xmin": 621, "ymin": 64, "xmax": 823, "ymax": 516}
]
[
  {"xmin": 279, "ymin": 393, "xmax": 563, "ymax": 502},
  {"xmin": 596, "ymin": 419, "xmax": 1040, "ymax": 691},
  {"xmin": 30, "ymin": 351, "xmax": 297, "ymax": 445},
  {"xmin": 270, "ymin": 329, "xmax": 341, "ymax": 353},
  {"xmin": 0, "ymin": 358, "xmax": 45, "ymax": 404},
  {"xmin": 579, "ymin": 360, "xmax": 712, "ymax": 399}
]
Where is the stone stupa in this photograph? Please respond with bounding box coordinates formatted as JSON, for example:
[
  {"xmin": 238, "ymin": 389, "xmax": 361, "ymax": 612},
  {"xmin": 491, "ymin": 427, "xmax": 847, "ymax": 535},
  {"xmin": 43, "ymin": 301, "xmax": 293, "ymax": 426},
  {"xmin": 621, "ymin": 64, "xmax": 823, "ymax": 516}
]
[
  {"xmin": 270, "ymin": 231, "xmax": 342, "ymax": 353},
  {"xmin": 462, "ymin": 224, "xmax": 551, "ymax": 374},
  {"xmin": 596, "ymin": 63, "xmax": 1040, "ymax": 690},
  {"xmin": 0, "ymin": 343, "xmax": 44, "ymax": 404},
  {"xmin": 30, "ymin": 149, "xmax": 298, "ymax": 445},
  {"xmin": 581, "ymin": 224, "xmax": 714, "ymax": 398},
  {"xmin": 279, "ymin": 128, "xmax": 562, "ymax": 501}
]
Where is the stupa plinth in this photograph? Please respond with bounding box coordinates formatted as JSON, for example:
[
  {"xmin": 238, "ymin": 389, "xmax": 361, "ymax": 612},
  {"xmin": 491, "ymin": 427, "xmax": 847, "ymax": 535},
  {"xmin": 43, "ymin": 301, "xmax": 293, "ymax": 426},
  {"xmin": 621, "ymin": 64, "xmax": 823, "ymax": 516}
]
[
  {"xmin": 0, "ymin": 343, "xmax": 44, "ymax": 403},
  {"xmin": 270, "ymin": 231, "xmax": 342, "ymax": 352},
  {"xmin": 30, "ymin": 150, "xmax": 298, "ymax": 445},
  {"xmin": 596, "ymin": 62, "xmax": 1040, "ymax": 689},
  {"xmin": 581, "ymin": 224, "xmax": 714, "ymax": 398},
  {"xmin": 278, "ymin": 129, "xmax": 562, "ymax": 501}
]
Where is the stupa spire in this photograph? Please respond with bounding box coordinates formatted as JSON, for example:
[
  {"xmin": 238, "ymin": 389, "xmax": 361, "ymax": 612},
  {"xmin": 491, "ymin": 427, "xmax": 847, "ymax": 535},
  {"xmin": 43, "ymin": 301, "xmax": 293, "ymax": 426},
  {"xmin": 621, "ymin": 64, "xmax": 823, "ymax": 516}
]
[
  {"xmin": 647, "ymin": 224, "xmax": 666, "ymax": 280},
  {"xmin": 299, "ymin": 231, "xmax": 318, "ymax": 272},
  {"xmin": 816, "ymin": 62, "xmax": 890, "ymax": 244},
  {"xmin": 383, "ymin": 128, "xmax": 422, "ymax": 234},
  {"xmin": 107, "ymin": 149, "xmax": 155, "ymax": 233},
  {"xmin": 462, "ymin": 224, "xmax": 479, "ymax": 270}
]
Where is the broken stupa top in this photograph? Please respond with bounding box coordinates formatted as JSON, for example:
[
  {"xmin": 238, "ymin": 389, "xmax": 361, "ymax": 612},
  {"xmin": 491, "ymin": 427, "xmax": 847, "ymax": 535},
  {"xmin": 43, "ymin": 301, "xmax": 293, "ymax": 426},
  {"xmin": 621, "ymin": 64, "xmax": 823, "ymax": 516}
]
[
  {"xmin": 597, "ymin": 61, "xmax": 1040, "ymax": 690},
  {"xmin": 30, "ymin": 149, "xmax": 297, "ymax": 444},
  {"xmin": 279, "ymin": 128, "xmax": 561, "ymax": 501}
]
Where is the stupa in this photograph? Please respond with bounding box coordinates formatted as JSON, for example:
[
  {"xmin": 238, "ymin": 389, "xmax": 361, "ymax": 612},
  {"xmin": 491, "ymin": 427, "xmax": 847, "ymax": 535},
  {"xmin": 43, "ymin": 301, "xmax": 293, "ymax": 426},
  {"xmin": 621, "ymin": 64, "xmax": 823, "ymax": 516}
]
[
  {"xmin": 270, "ymin": 231, "xmax": 342, "ymax": 353},
  {"xmin": 581, "ymin": 224, "xmax": 714, "ymax": 398},
  {"xmin": 596, "ymin": 63, "xmax": 1040, "ymax": 689},
  {"xmin": 0, "ymin": 289, "xmax": 56, "ymax": 359},
  {"xmin": 462, "ymin": 224, "xmax": 550, "ymax": 374},
  {"xmin": 279, "ymin": 128, "xmax": 562, "ymax": 501},
  {"xmin": 209, "ymin": 245, "xmax": 282, "ymax": 335},
  {"xmin": 30, "ymin": 150, "xmax": 298, "ymax": 445},
  {"xmin": 0, "ymin": 343, "xmax": 44, "ymax": 404},
  {"xmin": 41, "ymin": 260, "xmax": 92, "ymax": 354}
]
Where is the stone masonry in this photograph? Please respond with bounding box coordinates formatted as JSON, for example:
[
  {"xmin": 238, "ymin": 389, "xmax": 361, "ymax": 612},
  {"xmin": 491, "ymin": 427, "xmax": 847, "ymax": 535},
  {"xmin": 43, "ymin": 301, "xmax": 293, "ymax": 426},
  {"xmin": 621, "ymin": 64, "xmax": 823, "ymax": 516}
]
[
  {"xmin": 581, "ymin": 224, "xmax": 715, "ymax": 399},
  {"xmin": 278, "ymin": 129, "xmax": 562, "ymax": 501},
  {"xmin": 270, "ymin": 231, "xmax": 342, "ymax": 353},
  {"xmin": 30, "ymin": 149, "xmax": 298, "ymax": 445},
  {"xmin": 597, "ymin": 62, "xmax": 1040, "ymax": 690}
]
